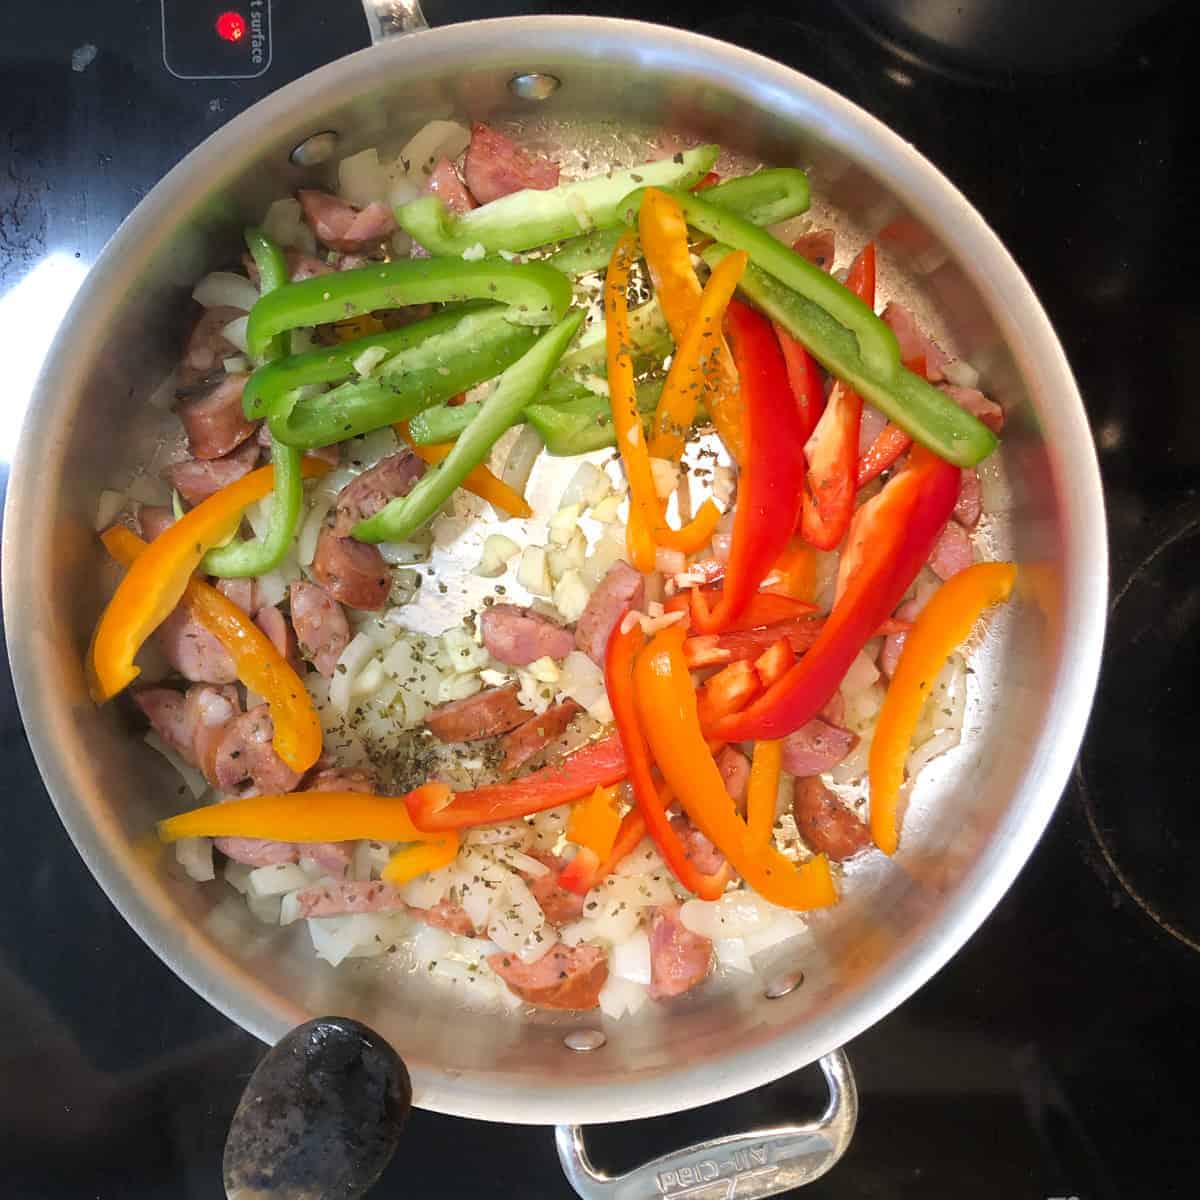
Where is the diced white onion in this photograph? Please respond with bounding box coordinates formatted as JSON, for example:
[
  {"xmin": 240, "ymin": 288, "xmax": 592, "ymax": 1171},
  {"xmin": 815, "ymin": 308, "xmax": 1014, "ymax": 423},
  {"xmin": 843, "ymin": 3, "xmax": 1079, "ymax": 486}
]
[
  {"xmin": 591, "ymin": 494, "xmax": 623, "ymax": 524},
  {"xmin": 224, "ymin": 861, "xmax": 253, "ymax": 894},
  {"xmin": 548, "ymin": 503, "xmax": 581, "ymax": 547},
  {"xmin": 192, "ymin": 271, "xmax": 258, "ymax": 312},
  {"xmin": 175, "ymin": 837, "xmax": 215, "ymax": 883},
  {"xmin": 330, "ymin": 632, "xmax": 381, "ymax": 713},
  {"xmin": 247, "ymin": 893, "xmax": 283, "ymax": 925},
  {"xmin": 473, "ymin": 533, "xmax": 520, "ymax": 578},
  {"xmin": 560, "ymin": 462, "xmax": 611, "ymax": 511},
  {"xmin": 297, "ymin": 495, "xmax": 335, "ymax": 567},
  {"xmin": 501, "ymin": 424, "xmax": 544, "ymax": 496},
  {"xmin": 841, "ymin": 649, "xmax": 880, "ymax": 698},
  {"xmin": 612, "ymin": 929, "xmax": 652, "ymax": 985},
  {"xmin": 398, "ymin": 864, "xmax": 455, "ymax": 909},
  {"xmin": 711, "ymin": 465, "xmax": 736, "ymax": 507},
  {"xmin": 437, "ymin": 672, "xmax": 482, "ymax": 703},
  {"xmin": 388, "ymin": 176, "xmax": 421, "ymax": 209},
  {"xmin": 494, "ymin": 846, "xmax": 550, "ymax": 877},
  {"xmin": 461, "ymin": 242, "xmax": 487, "ymax": 262},
  {"xmin": 465, "ymin": 822, "xmax": 532, "ymax": 849},
  {"xmin": 943, "ymin": 358, "xmax": 980, "ymax": 388},
  {"xmin": 581, "ymin": 530, "xmax": 629, "ymax": 589},
  {"xmin": 223, "ymin": 354, "xmax": 249, "ymax": 375},
  {"xmin": 94, "ymin": 489, "xmax": 125, "ymax": 531},
  {"xmin": 680, "ymin": 892, "xmax": 777, "ymax": 941},
  {"xmin": 558, "ymin": 650, "xmax": 607, "ymax": 713},
  {"xmin": 442, "ymin": 626, "xmax": 490, "ymax": 674},
  {"xmin": 221, "ymin": 316, "xmax": 250, "ymax": 354},
  {"xmin": 455, "ymin": 850, "xmax": 509, "ymax": 932},
  {"xmin": 909, "ymin": 727, "xmax": 961, "ymax": 779},
  {"xmin": 654, "ymin": 546, "xmax": 686, "ymax": 576},
  {"xmin": 553, "ymin": 569, "xmax": 591, "ymax": 624},
  {"xmin": 398, "ymin": 120, "xmax": 471, "ymax": 179},
  {"xmin": 337, "ymin": 147, "xmax": 387, "ymax": 208},
  {"xmin": 715, "ymin": 937, "xmax": 754, "ymax": 974},
  {"xmin": 352, "ymin": 345, "xmax": 389, "ymax": 378},
  {"xmin": 744, "ymin": 910, "xmax": 807, "ymax": 957},
  {"xmin": 248, "ymin": 862, "xmax": 310, "ymax": 897},
  {"xmin": 349, "ymin": 426, "xmax": 399, "ymax": 470},
  {"xmin": 144, "ymin": 732, "xmax": 208, "ymax": 799},
  {"xmin": 262, "ymin": 197, "xmax": 314, "ymax": 253},
  {"xmin": 518, "ymin": 545, "xmax": 553, "ymax": 597},
  {"xmin": 524, "ymin": 655, "xmax": 560, "ymax": 685},
  {"xmin": 598, "ymin": 972, "xmax": 649, "ymax": 1019}
]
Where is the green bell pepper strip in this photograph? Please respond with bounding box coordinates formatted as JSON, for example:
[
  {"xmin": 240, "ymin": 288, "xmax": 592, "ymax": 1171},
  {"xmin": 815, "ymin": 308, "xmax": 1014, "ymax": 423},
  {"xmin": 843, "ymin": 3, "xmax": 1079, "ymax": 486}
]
[
  {"xmin": 353, "ymin": 310, "xmax": 586, "ymax": 543},
  {"xmin": 622, "ymin": 186, "xmax": 899, "ymax": 380},
  {"xmin": 201, "ymin": 437, "xmax": 303, "ymax": 577},
  {"xmin": 557, "ymin": 299, "xmax": 672, "ymax": 376},
  {"xmin": 546, "ymin": 168, "xmax": 812, "ymax": 275},
  {"xmin": 243, "ymin": 302, "xmax": 494, "ymax": 420},
  {"xmin": 528, "ymin": 382, "xmax": 669, "ymax": 456},
  {"xmin": 267, "ymin": 306, "xmax": 540, "ymax": 450},
  {"xmin": 199, "ymin": 227, "xmax": 300, "ymax": 578},
  {"xmin": 245, "ymin": 258, "xmax": 572, "ymax": 360},
  {"xmin": 395, "ymin": 146, "xmax": 719, "ymax": 258},
  {"xmin": 709, "ymin": 247, "xmax": 997, "ymax": 467}
]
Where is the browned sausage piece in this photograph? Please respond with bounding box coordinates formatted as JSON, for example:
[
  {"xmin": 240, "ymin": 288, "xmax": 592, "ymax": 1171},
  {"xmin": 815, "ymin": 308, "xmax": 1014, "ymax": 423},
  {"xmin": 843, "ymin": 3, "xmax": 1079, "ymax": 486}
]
[
  {"xmin": 289, "ymin": 581, "xmax": 351, "ymax": 677},
  {"xmin": 488, "ymin": 943, "xmax": 608, "ymax": 1010},
  {"xmin": 498, "ymin": 698, "xmax": 583, "ymax": 773},
  {"xmin": 522, "ymin": 852, "xmax": 586, "ymax": 926},
  {"xmin": 648, "ymin": 903, "xmax": 713, "ymax": 1000},
  {"xmin": 332, "ymin": 451, "xmax": 425, "ymax": 537},
  {"xmin": 792, "ymin": 777, "xmax": 872, "ymax": 862},
  {"xmin": 213, "ymin": 705, "xmax": 304, "ymax": 798},
  {"xmin": 480, "ymin": 604, "xmax": 575, "ymax": 666},
  {"xmin": 424, "ymin": 684, "xmax": 527, "ymax": 743},
  {"xmin": 177, "ymin": 373, "xmax": 257, "ymax": 461},
  {"xmin": 310, "ymin": 525, "xmax": 390, "ymax": 612},
  {"xmin": 575, "ymin": 561, "xmax": 644, "ymax": 665}
]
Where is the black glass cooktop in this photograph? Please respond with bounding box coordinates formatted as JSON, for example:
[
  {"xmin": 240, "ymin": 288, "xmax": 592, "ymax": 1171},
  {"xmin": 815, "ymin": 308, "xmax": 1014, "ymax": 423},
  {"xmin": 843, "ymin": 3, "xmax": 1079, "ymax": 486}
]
[{"xmin": 2, "ymin": 2, "xmax": 1198, "ymax": 1196}]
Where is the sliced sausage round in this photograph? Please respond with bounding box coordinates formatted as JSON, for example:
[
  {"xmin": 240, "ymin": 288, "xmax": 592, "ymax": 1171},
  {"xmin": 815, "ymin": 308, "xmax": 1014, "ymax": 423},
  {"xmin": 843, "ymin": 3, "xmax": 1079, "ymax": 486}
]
[
  {"xmin": 293, "ymin": 881, "xmax": 407, "ymax": 919},
  {"xmin": 425, "ymin": 684, "xmax": 527, "ymax": 743},
  {"xmin": 298, "ymin": 190, "xmax": 397, "ymax": 254},
  {"xmin": 498, "ymin": 698, "xmax": 583, "ymax": 773},
  {"xmin": 575, "ymin": 561, "xmax": 645, "ymax": 665},
  {"xmin": 927, "ymin": 520, "xmax": 975, "ymax": 581},
  {"xmin": 792, "ymin": 777, "xmax": 872, "ymax": 862},
  {"xmin": 332, "ymin": 451, "xmax": 425, "ymax": 537},
  {"xmin": 177, "ymin": 373, "xmax": 257, "ymax": 461},
  {"xmin": 132, "ymin": 687, "xmax": 197, "ymax": 765},
  {"xmin": 716, "ymin": 746, "xmax": 751, "ymax": 812},
  {"xmin": 523, "ymin": 853, "xmax": 586, "ymax": 926},
  {"xmin": 418, "ymin": 900, "xmax": 478, "ymax": 937},
  {"xmin": 310, "ymin": 525, "xmax": 390, "ymax": 612},
  {"xmin": 480, "ymin": 604, "xmax": 575, "ymax": 666},
  {"xmin": 426, "ymin": 157, "xmax": 477, "ymax": 214},
  {"xmin": 213, "ymin": 705, "xmax": 304, "ymax": 797},
  {"xmin": 648, "ymin": 903, "xmax": 713, "ymax": 999},
  {"xmin": 780, "ymin": 718, "xmax": 858, "ymax": 777},
  {"xmin": 487, "ymin": 943, "xmax": 608, "ymax": 1010},
  {"xmin": 185, "ymin": 683, "xmax": 241, "ymax": 784},
  {"xmin": 156, "ymin": 607, "xmax": 238, "ymax": 685},
  {"xmin": 289, "ymin": 581, "xmax": 351, "ymax": 677},
  {"xmin": 163, "ymin": 438, "xmax": 261, "ymax": 506},
  {"xmin": 138, "ymin": 506, "xmax": 175, "ymax": 541},
  {"xmin": 464, "ymin": 123, "xmax": 560, "ymax": 204},
  {"xmin": 254, "ymin": 605, "xmax": 303, "ymax": 673},
  {"xmin": 182, "ymin": 305, "xmax": 244, "ymax": 378}
]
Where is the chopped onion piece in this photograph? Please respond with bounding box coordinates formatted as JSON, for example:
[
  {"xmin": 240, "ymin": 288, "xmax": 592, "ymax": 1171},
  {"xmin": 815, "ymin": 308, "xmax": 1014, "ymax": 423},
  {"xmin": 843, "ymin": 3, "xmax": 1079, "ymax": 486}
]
[
  {"xmin": 649, "ymin": 457, "xmax": 679, "ymax": 502},
  {"xmin": 352, "ymin": 345, "xmax": 389, "ymax": 378},
  {"xmin": 397, "ymin": 120, "xmax": 471, "ymax": 179},
  {"xmin": 553, "ymin": 569, "xmax": 591, "ymax": 624},
  {"xmin": 590, "ymin": 494, "xmax": 623, "ymax": 524},
  {"xmin": 175, "ymin": 837, "xmax": 215, "ymax": 883},
  {"xmin": 461, "ymin": 242, "xmax": 487, "ymax": 262},
  {"xmin": 249, "ymin": 862, "xmax": 310, "ymax": 897},
  {"xmin": 337, "ymin": 147, "xmax": 387, "ymax": 209},
  {"xmin": 841, "ymin": 649, "xmax": 881, "ymax": 698},
  {"xmin": 943, "ymin": 358, "xmax": 980, "ymax": 389},
  {"xmin": 192, "ymin": 271, "xmax": 258, "ymax": 312},
  {"xmin": 680, "ymin": 892, "xmax": 776, "ymax": 941},
  {"xmin": 297, "ymin": 495, "xmax": 335, "ymax": 567},
  {"xmin": 560, "ymin": 462, "xmax": 612, "ymax": 511},
  {"xmin": 494, "ymin": 846, "xmax": 550, "ymax": 877},
  {"xmin": 330, "ymin": 632, "xmax": 381, "ymax": 713},
  {"xmin": 715, "ymin": 937, "xmax": 754, "ymax": 974},
  {"xmin": 612, "ymin": 929, "xmax": 652, "ymax": 985},
  {"xmin": 94, "ymin": 489, "xmax": 125, "ymax": 532},
  {"xmin": 548, "ymin": 503, "xmax": 581, "ymax": 547},
  {"xmin": 144, "ymin": 732, "xmax": 208, "ymax": 799},
  {"xmin": 221, "ymin": 316, "xmax": 250, "ymax": 355},
  {"xmin": 501, "ymin": 424, "xmax": 544, "ymax": 497},
  {"xmin": 473, "ymin": 532, "xmax": 520, "ymax": 578},
  {"xmin": 598, "ymin": 972, "xmax": 649, "ymax": 1020},
  {"xmin": 518, "ymin": 545, "xmax": 552, "ymax": 597}
]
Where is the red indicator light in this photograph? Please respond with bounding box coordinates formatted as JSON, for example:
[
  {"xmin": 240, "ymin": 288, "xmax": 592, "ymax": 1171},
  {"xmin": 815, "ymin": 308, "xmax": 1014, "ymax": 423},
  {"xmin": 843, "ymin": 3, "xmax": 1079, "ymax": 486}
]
[{"xmin": 215, "ymin": 11, "xmax": 247, "ymax": 43}]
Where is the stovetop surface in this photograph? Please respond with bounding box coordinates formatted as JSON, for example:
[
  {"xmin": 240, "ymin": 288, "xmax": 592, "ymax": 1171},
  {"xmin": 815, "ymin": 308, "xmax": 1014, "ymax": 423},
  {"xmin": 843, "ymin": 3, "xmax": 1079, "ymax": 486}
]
[{"xmin": 2, "ymin": 2, "xmax": 1198, "ymax": 1196}]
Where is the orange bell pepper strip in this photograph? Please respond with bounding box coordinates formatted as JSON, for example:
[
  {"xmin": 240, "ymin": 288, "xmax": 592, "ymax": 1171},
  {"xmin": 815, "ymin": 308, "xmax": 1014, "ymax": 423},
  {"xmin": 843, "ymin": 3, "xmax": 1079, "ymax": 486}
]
[
  {"xmin": 695, "ymin": 659, "xmax": 762, "ymax": 727},
  {"xmin": 99, "ymin": 526, "xmax": 323, "ymax": 773},
  {"xmin": 632, "ymin": 624, "xmax": 837, "ymax": 910},
  {"xmin": 760, "ymin": 537, "xmax": 817, "ymax": 603},
  {"xmin": 560, "ymin": 800, "xmax": 650, "ymax": 896},
  {"xmin": 395, "ymin": 422, "xmax": 532, "ymax": 519},
  {"xmin": 406, "ymin": 733, "xmax": 628, "ymax": 831},
  {"xmin": 868, "ymin": 561, "xmax": 1017, "ymax": 855},
  {"xmin": 157, "ymin": 783, "xmax": 453, "ymax": 846},
  {"xmin": 380, "ymin": 830, "xmax": 462, "ymax": 885},
  {"xmin": 88, "ymin": 458, "xmax": 329, "ymax": 703},
  {"xmin": 566, "ymin": 784, "xmax": 623, "ymax": 861},
  {"xmin": 607, "ymin": 616, "xmax": 732, "ymax": 900},
  {"xmin": 604, "ymin": 231, "xmax": 724, "ymax": 568},
  {"xmin": 753, "ymin": 639, "xmax": 795, "ymax": 688},
  {"xmin": 745, "ymin": 739, "xmax": 783, "ymax": 849},
  {"xmin": 639, "ymin": 186, "xmax": 745, "ymax": 463}
]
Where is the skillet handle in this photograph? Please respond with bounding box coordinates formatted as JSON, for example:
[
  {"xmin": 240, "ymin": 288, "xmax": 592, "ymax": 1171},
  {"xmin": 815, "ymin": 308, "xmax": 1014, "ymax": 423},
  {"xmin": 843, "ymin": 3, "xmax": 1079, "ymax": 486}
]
[
  {"xmin": 361, "ymin": 0, "xmax": 429, "ymax": 40},
  {"xmin": 555, "ymin": 1049, "xmax": 858, "ymax": 1200}
]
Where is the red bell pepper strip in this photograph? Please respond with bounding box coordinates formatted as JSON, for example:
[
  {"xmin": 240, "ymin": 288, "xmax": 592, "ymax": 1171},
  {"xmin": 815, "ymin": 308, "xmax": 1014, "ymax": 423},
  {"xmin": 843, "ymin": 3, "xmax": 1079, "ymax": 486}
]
[
  {"xmin": 799, "ymin": 243, "xmax": 876, "ymax": 549},
  {"xmin": 681, "ymin": 615, "xmax": 910, "ymax": 670},
  {"xmin": 689, "ymin": 298, "xmax": 807, "ymax": 633},
  {"xmin": 405, "ymin": 734, "xmax": 627, "ymax": 831},
  {"xmin": 709, "ymin": 444, "xmax": 960, "ymax": 742},
  {"xmin": 773, "ymin": 323, "xmax": 826, "ymax": 445},
  {"xmin": 696, "ymin": 660, "xmax": 762, "ymax": 727},
  {"xmin": 857, "ymin": 422, "xmax": 913, "ymax": 488},
  {"xmin": 607, "ymin": 616, "xmax": 732, "ymax": 900},
  {"xmin": 666, "ymin": 589, "xmax": 815, "ymax": 630}
]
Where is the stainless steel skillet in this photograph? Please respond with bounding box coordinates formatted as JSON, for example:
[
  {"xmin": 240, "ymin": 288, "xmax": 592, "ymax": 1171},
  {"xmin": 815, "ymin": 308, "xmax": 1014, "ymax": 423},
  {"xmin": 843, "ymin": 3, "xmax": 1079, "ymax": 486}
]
[{"xmin": 1, "ymin": 3, "xmax": 1106, "ymax": 1194}]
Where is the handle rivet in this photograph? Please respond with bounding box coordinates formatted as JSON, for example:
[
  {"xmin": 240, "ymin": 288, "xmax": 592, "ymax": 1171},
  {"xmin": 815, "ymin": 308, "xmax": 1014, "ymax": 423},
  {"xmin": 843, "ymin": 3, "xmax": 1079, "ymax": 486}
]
[
  {"xmin": 764, "ymin": 970, "xmax": 805, "ymax": 999},
  {"xmin": 509, "ymin": 72, "xmax": 561, "ymax": 101},
  {"xmin": 290, "ymin": 130, "xmax": 340, "ymax": 166},
  {"xmin": 564, "ymin": 1029, "xmax": 606, "ymax": 1052}
]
